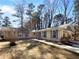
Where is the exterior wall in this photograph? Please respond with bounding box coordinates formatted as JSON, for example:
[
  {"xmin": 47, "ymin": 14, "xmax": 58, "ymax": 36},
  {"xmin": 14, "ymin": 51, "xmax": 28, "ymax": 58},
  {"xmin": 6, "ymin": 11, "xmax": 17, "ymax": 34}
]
[
  {"xmin": 47, "ymin": 30, "xmax": 51, "ymax": 39},
  {"xmin": 41, "ymin": 31, "xmax": 43, "ymax": 38},
  {"xmin": 58, "ymin": 29, "xmax": 64, "ymax": 39},
  {"xmin": 0, "ymin": 28, "xmax": 27, "ymax": 41},
  {"xmin": 0, "ymin": 30, "xmax": 14, "ymax": 40},
  {"xmin": 29, "ymin": 28, "xmax": 66, "ymax": 42},
  {"xmin": 29, "ymin": 32, "xmax": 35, "ymax": 37},
  {"xmin": 3, "ymin": 30, "xmax": 17, "ymax": 40},
  {"xmin": 40, "ymin": 31, "xmax": 46, "ymax": 39}
]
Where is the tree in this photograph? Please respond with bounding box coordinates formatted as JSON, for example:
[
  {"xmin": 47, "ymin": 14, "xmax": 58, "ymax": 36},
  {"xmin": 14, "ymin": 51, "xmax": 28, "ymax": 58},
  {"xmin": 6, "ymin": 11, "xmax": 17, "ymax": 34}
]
[
  {"xmin": 24, "ymin": 17, "xmax": 38, "ymax": 30},
  {"xmin": 0, "ymin": 9, "xmax": 3, "ymax": 20},
  {"xmin": 74, "ymin": 0, "xmax": 79, "ymax": 25},
  {"xmin": 26, "ymin": 3, "xmax": 35, "ymax": 30},
  {"xmin": 44, "ymin": 0, "xmax": 72, "ymax": 27},
  {"xmin": 54, "ymin": 13, "xmax": 73, "ymax": 27},
  {"xmin": 13, "ymin": 0, "xmax": 27, "ymax": 29},
  {"xmin": 26, "ymin": 3, "xmax": 35, "ymax": 18},
  {"xmin": 2, "ymin": 16, "xmax": 11, "ymax": 27},
  {"xmin": 25, "ymin": 4, "xmax": 44, "ymax": 30},
  {"xmin": 54, "ymin": 14, "xmax": 64, "ymax": 26},
  {"xmin": 36, "ymin": 4, "xmax": 45, "ymax": 29},
  {"xmin": 62, "ymin": 0, "xmax": 73, "ymax": 24},
  {"xmin": 12, "ymin": 0, "xmax": 29, "ymax": 39},
  {"xmin": 74, "ymin": 0, "xmax": 79, "ymax": 40},
  {"xmin": 44, "ymin": 12, "xmax": 50, "ymax": 28},
  {"xmin": 25, "ymin": 12, "xmax": 40, "ymax": 30},
  {"xmin": 15, "ymin": 3, "xmax": 24, "ymax": 28},
  {"xmin": 44, "ymin": 0, "xmax": 57, "ymax": 28},
  {"xmin": 66, "ymin": 18, "xmax": 72, "ymax": 24},
  {"xmin": 10, "ymin": 0, "xmax": 26, "ymax": 46},
  {"xmin": 0, "ymin": 9, "xmax": 4, "ymax": 26}
]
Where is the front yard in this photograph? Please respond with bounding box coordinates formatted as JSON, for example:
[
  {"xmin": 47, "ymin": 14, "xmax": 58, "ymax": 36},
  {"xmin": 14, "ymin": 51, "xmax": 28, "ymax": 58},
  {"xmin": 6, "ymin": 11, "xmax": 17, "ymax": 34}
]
[{"xmin": 0, "ymin": 40, "xmax": 79, "ymax": 59}]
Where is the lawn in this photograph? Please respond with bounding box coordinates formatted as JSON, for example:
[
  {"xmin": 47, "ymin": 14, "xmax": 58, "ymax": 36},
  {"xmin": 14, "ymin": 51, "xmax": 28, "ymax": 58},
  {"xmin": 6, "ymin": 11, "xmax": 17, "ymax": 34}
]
[{"xmin": 0, "ymin": 40, "xmax": 79, "ymax": 59}]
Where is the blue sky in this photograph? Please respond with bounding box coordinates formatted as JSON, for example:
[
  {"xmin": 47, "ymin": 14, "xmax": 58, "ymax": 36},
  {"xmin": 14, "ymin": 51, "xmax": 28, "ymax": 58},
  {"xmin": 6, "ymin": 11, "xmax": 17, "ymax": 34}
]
[
  {"xmin": 0, "ymin": 0, "xmax": 13, "ymax": 6},
  {"xmin": 0, "ymin": 0, "xmax": 43, "ymax": 6},
  {"xmin": 0, "ymin": 0, "xmax": 74, "ymax": 28}
]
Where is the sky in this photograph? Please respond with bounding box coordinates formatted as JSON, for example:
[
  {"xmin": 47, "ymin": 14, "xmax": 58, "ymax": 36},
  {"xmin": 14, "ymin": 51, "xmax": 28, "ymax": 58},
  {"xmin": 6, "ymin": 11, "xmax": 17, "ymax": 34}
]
[
  {"xmin": 0, "ymin": 0, "xmax": 74, "ymax": 28},
  {"xmin": 0, "ymin": 0, "xmax": 44, "ymax": 27},
  {"xmin": 0, "ymin": 0, "xmax": 19, "ymax": 27}
]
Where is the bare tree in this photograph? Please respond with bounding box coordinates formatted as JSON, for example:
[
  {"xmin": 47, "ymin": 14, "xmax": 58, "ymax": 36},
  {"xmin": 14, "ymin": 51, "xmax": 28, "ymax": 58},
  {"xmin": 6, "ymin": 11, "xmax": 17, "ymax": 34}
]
[
  {"xmin": 62, "ymin": 0, "xmax": 73, "ymax": 24},
  {"xmin": 37, "ymin": 4, "xmax": 45, "ymax": 29},
  {"xmin": 73, "ymin": 0, "xmax": 79, "ymax": 40},
  {"xmin": 43, "ymin": 0, "xmax": 73, "ymax": 27},
  {"xmin": 74, "ymin": 0, "xmax": 79, "ymax": 25},
  {"xmin": 44, "ymin": 0, "xmax": 59, "ymax": 28},
  {"xmin": 12, "ymin": 0, "xmax": 27, "ymax": 29},
  {"xmin": 44, "ymin": 12, "xmax": 50, "ymax": 28},
  {"xmin": 15, "ymin": 4, "xmax": 24, "ymax": 28}
]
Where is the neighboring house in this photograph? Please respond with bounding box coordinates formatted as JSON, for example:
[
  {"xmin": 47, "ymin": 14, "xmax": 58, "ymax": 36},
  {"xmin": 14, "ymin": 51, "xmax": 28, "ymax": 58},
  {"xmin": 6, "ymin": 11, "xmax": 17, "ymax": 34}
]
[{"xmin": 0, "ymin": 27, "xmax": 27, "ymax": 41}]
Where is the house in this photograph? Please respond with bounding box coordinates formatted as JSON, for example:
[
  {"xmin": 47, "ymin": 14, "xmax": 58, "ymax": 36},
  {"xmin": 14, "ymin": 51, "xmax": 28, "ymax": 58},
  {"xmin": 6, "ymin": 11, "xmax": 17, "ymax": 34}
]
[{"xmin": 29, "ymin": 24, "xmax": 75, "ymax": 42}]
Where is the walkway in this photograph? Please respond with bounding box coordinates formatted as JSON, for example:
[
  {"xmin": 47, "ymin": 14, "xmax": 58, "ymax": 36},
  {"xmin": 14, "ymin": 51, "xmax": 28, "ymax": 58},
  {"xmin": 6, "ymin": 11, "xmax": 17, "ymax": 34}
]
[{"xmin": 33, "ymin": 39, "xmax": 79, "ymax": 54}]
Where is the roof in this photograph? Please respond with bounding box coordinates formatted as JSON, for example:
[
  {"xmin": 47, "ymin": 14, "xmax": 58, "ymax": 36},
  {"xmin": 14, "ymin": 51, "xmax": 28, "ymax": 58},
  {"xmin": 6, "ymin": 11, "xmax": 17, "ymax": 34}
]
[
  {"xmin": 58, "ymin": 24, "xmax": 70, "ymax": 29},
  {"xmin": 31, "ymin": 23, "xmax": 79, "ymax": 32},
  {"xmin": 0, "ymin": 27, "xmax": 13, "ymax": 31},
  {"xmin": 0, "ymin": 27, "xmax": 20, "ymax": 32}
]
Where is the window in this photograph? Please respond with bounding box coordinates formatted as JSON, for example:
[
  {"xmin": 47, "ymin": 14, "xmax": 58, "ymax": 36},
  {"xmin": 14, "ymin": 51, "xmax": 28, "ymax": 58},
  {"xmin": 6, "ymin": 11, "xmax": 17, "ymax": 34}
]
[
  {"xmin": 51, "ymin": 31, "xmax": 53, "ymax": 38},
  {"xmin": 38, "ymin": 32, "xmax": 41, "ymax": 37},
  {"xmin": 43, "ymin": 31, "xmax": 47, "ymax": 37},
  {"xmin": 53, "ymin": 30, "xmax": 58, "ymax": 38},
  {"xmin": 33, "ymin": 33, "xmax": 35, "ymax": 35}
]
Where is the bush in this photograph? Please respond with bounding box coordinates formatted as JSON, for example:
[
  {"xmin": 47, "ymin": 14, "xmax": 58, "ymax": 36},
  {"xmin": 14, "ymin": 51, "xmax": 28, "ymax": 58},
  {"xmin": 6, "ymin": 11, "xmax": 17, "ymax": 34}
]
[
  {"xmin": 60, "ymin": 36, "xmax": 71, "ymax": 43},
  {"xmin": 10, "ymin": 42, "xmax": 16, "ymax": 46}
]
